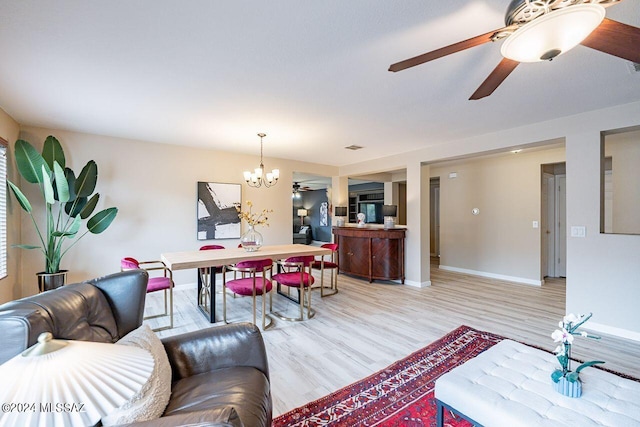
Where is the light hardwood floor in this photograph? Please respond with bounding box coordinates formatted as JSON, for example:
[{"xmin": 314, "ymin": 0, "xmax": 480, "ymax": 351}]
[{"xmin": 148, "ymin": 266, "xmax": 640, "ymax": 416}]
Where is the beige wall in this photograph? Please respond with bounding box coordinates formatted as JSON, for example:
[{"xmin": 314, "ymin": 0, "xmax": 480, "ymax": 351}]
[
  {"xmin": 604, "ymin": 130, "xmax": 640, "ymax": 234},
  {"xmin": 17, "ymin": 127, "xmax": 338, "ymax": 295},
  {"xmin": 0, "ymin": 108, "xmax": 20, "ymax": 304},
  {"xmin": 430, "ymin": 147, "xmax": 565, "ymax": 283},
  {"xmin": 341, "ymin": 100, "xmax": 640, "ymax": 339}
]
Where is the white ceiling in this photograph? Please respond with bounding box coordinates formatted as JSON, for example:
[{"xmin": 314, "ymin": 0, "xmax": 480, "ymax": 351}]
[{"xmin": 1, "ymin": 1, "xmax": 639, "ymax": 167}]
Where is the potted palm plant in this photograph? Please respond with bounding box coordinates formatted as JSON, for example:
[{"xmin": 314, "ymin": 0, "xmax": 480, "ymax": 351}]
[{"xmin": 7, "ymin": 136, "xmax": 118, "ymax": 292}]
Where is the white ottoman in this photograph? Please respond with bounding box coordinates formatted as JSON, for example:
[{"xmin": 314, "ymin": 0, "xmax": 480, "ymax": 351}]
[{"xmin": 435, "ymin": 340, "xmax": 640, "ymax": 427}]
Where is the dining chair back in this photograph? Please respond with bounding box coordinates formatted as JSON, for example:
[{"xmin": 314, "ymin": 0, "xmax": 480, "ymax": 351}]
[
  {"xmin": 222, "ymin": 258, "xmax": 274, "ymax": 330},
  {"xmin": 120, "ymin": 256, "xmax": 174, "ymax": 331},
  {"xmin": 311, "ymin": 243, "xmax": 339, "ymax": 296},
  {"xmin": 271, "ymin": 255, "xmax": 316, "ymax": 321}
]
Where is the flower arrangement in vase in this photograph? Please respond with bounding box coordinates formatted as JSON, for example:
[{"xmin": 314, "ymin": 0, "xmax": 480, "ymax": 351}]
[
  {"xmin": 551, "ymin": 313, "xmax": 604, "ymax": 397},
  {"xmin": 236, "ymin": 201, "xmax": 273, "ymax": 251}
]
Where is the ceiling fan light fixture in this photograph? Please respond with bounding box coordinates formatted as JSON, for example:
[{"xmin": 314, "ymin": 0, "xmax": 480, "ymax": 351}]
[{"xmin": 500, "ymin": 4, "xmax": 605, "ymax": 63}]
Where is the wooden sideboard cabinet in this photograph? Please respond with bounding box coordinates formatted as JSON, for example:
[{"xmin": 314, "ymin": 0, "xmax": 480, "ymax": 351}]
[{"xmin": 332, "ymin": 227, "xmax": 405, "ymax": 284}]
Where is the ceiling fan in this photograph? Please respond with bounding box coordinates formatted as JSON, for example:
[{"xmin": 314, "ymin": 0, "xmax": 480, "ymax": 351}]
[
  {"xmin": 292, "ymin": 182, "xmax": 313, "ymax": 199},
  {"xmin": 389, "ymin": 0, "xmax": 640, "ymax": 100}
]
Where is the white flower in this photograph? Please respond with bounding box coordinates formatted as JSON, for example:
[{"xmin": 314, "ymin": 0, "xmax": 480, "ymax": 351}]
[
  {"xmin": 558, "ymin": 321, "xmax": 563, "ymax": 328},
  {"xmin": 552, "ymin": 329, "xmax": 574, "ymax": 344},
  {"xmin": 581, "ymin": 331, "xmax": 588, "ymax": 337},
  {"xmin": 553, "ymin": 345, "xmax": 564, "ymax": 355}
]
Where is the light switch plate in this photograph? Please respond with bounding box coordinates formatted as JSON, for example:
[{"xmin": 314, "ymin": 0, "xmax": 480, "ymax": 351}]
[
  {"xmin": 570, "ymin": 226, "xmax": 586, "ymax": 238},
  {"xmin": 532, "ymin": 221, "xmax": 539, "ymax": 229}
]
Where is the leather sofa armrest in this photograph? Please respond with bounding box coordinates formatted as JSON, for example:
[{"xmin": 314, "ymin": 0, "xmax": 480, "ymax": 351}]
[
  {"xmin": 162, "ymin": 323, "xmax": 269, "ymax": 382},
  {"xmin": 88, "ymin": 270, "xmax": 148, "ymax": 338},
  {"xmin": 0, "ymin": 307, "xmax": 52, "ymax": 364}
]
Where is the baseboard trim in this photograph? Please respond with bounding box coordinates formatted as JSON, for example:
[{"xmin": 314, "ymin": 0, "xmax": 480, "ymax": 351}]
[
  {"xmin": 586, "ymin": 322, "xmax": 640, "ymax": 342},
  {"xmin": 438, "ymin": 265, "xmax": 542, "ymax": 287},
  {"xmin": 404, "ymin": 280, "xmax": 431, "ymax": 288}
]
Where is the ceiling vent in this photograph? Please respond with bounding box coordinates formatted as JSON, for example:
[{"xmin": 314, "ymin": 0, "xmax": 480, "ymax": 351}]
[{"xmin": 345, "ymin": 145, "xmax": 364, "ymax": 151}]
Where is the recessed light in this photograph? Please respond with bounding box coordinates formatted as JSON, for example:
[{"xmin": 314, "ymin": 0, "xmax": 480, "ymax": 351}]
[
  {"xmin": 511, "ymin": 149, "xmax": 522, "ymax": 154},
  {"xmin": 345, "ymin": 145, "xmax": 364, "ymax": 151}
]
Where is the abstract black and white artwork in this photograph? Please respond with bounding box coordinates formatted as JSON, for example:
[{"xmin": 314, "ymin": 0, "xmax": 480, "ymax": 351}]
[
  {"xmin": 320, "ymin": 201, "xmax": 328, "ymax": 226},
  {"xmin": 197, "ymin": 182, "xmax": 241, "ymax": 240}
]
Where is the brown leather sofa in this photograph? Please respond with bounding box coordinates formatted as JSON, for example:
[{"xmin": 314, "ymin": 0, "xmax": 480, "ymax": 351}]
[{"xmin": 0, "ymin": 270, "xmax": 272, "ymax": 426}]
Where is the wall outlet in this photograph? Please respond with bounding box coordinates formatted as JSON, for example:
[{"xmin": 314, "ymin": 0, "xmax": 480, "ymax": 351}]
[{"xmin": 532, "ymin": 221, "xmax": 539, "ymax": 229}]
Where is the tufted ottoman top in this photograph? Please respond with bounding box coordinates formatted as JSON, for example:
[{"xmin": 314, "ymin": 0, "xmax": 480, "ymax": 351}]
[{"xmin": 435, "ymin": 340, "xmax": 640, "ymax": 427}]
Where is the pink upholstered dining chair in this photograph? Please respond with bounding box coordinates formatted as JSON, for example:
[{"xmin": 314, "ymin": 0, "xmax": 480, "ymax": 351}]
[
  {"xmin": 311, "ymin": 243, "xmax": 339, "ymax": 297},
  {"xmin": 222, "ymin": 258, "xmax": 274, "ymax": 330},
  {"xmin": 120, "ymin": 257, "xmax": 174, "ymax": 331},
  {"xmin": 272, "ymin": 255, "xmax": 316, "ymax": 321}
]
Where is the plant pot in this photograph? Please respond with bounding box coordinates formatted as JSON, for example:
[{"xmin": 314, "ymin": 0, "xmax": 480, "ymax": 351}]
[
  {"xmin": 37, "ymin": 270, "xmax": 68, "ymax": 293},
  {"xmin": 240, "ymin": 225, "xmax": 263, "ymax": 252},
  {"xmin": 553, "ymin": 377, "xmax": 582, "ymax": 398}
]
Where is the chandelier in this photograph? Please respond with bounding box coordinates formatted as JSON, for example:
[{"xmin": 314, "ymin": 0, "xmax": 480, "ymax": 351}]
[{"xmin": 243, "ymin": 133, "xmax": 279, "ymax": 188}]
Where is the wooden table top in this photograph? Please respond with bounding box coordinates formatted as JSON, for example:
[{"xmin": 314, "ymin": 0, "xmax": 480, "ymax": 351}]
[{"xmin": 161, "ymin": 244, "xmax": 332, "ymax": 271}]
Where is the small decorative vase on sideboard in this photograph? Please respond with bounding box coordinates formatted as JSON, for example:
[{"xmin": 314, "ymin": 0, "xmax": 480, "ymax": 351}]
[{"xmin": 241, "ymin": 225, "xmax": 263, "ymax": 252}]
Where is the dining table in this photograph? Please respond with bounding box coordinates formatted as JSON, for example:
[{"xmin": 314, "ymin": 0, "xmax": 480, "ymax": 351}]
[{"xmin": 161, "ymin": 244, "xmax": 332, "ymax": 323}]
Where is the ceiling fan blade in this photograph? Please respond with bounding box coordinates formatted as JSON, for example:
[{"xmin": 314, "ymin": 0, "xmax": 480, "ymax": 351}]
[
  {"xmin": 581, "ymin": 18, "xmax": 640, "ymax": 63},
  {"xmin": 388, "ymin": 27, "xmax": 507, "ymax": 72},
  {"xmin": 469, "ymin": 58, "xmax": 519, "ymax": 100}
]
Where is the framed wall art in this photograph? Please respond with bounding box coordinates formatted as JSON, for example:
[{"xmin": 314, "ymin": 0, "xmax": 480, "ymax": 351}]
[{"xmin": 197, "ymin": 182, "xmax": 241, "ymax": 240}]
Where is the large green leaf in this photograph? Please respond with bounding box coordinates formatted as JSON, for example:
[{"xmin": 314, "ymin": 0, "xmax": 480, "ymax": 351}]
[
  {"xmin": 53, "ymin": 161, "xmax": 70, "ymax": 203},
  {"xmin": 87, "ymin": 207, "xmax": 118, "ymax": 234},
  {"xmin": 550, "ymin": 370, "xmax": 563, "ymax": 383},
  {"xmin": 7, "ymin": 181, "xmax": 32, "ymax": 213},
  {"xmin": 65, "ymin": 197, "xmax": 87, "ymax": 217},
  {"xmin": 79, "ymin": 193, "xmax": 99, "ymax": 219},
  {"xmin": 75, "ymin": 160, "xmax": 98, "ymax": 198},
  {"xmin": 52, "ymin": 216, "xmax": 81, "ymax": 237},
  {"xmin": 65, "ymin": 167, "xmax": 77, "ymax": 201},
  {"xmin": 12, "ymin": 244, "xmax": 40, "ymax": 250},
  {"xmin": 14, "ymin": 139, "xmax": 49, "ymax": 183},
  {"xmin": 42, "ymin": 165, "xmax": 55, "ymax": 205},
  {"xmin": 42, "ymin": 135, "xmax": 65, "ymax": 171}
]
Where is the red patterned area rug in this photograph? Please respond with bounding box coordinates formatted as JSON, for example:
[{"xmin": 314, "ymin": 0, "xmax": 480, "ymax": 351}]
[{"xmin": 272, "ymin": 325, "xmax": 505, "ymax": 427}]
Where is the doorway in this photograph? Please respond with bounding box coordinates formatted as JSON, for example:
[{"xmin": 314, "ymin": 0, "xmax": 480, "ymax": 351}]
[
  {"xmin": 541, "ymin": 163, "xmax": 566, "ymax": 278},
  {"xmin": 430, "ymin": 178, "xmax": 440, "ymax": 259}
]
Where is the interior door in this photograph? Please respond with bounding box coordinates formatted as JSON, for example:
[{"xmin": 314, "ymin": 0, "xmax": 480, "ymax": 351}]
[
  {"xmin": 542, "ymin": 173, "xmax": 555, "ymax": 277},
  {"xmin": 556, "ymin": 175, "xmax": 567, "ymax": 277}
]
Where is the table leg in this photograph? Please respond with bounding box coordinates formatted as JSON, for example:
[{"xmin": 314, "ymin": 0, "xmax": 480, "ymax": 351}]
[{"xmin": 197, "ymin": 266, "xmax": 217, "ymax": 323}]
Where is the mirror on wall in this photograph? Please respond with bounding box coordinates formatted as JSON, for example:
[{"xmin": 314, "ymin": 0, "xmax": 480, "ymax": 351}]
[{"xmin": 601, "ymin": 127, "xmax": 640, "ymax": 235}]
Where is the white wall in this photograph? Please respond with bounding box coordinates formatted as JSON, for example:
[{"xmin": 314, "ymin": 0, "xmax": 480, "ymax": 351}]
[
  {"xmin": 17, "ymin": 127, "xmax": 338, "ymax": 295},
  {"xmin": 340, "ymin": 100, "xmax": 640, "ymax": 339},
  {"xmin": 0, "ymin": 108, "xmax": 21, "ymax": 304},
  {"xmin": 430, "ymin": 147, "xmax": 565, "ymax": 284}
]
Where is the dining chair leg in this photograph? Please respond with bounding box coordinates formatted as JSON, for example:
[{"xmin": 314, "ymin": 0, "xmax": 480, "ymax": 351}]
[
  {"xmin": 223, "ymin": 281, "xmax": 228, "ymax": 324},
  {"xmin": 168, "ymin": 285, "xmax": 173, "ymax": 329},
  {"xmin": 252, "ymin": 292, "xmax": 257, "ymax": 327}
]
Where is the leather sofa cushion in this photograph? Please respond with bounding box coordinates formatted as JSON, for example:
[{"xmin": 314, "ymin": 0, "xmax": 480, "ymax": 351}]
[{"xmin": 165, "ymin": 366, "xmax": 270, "ymax": 427}]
